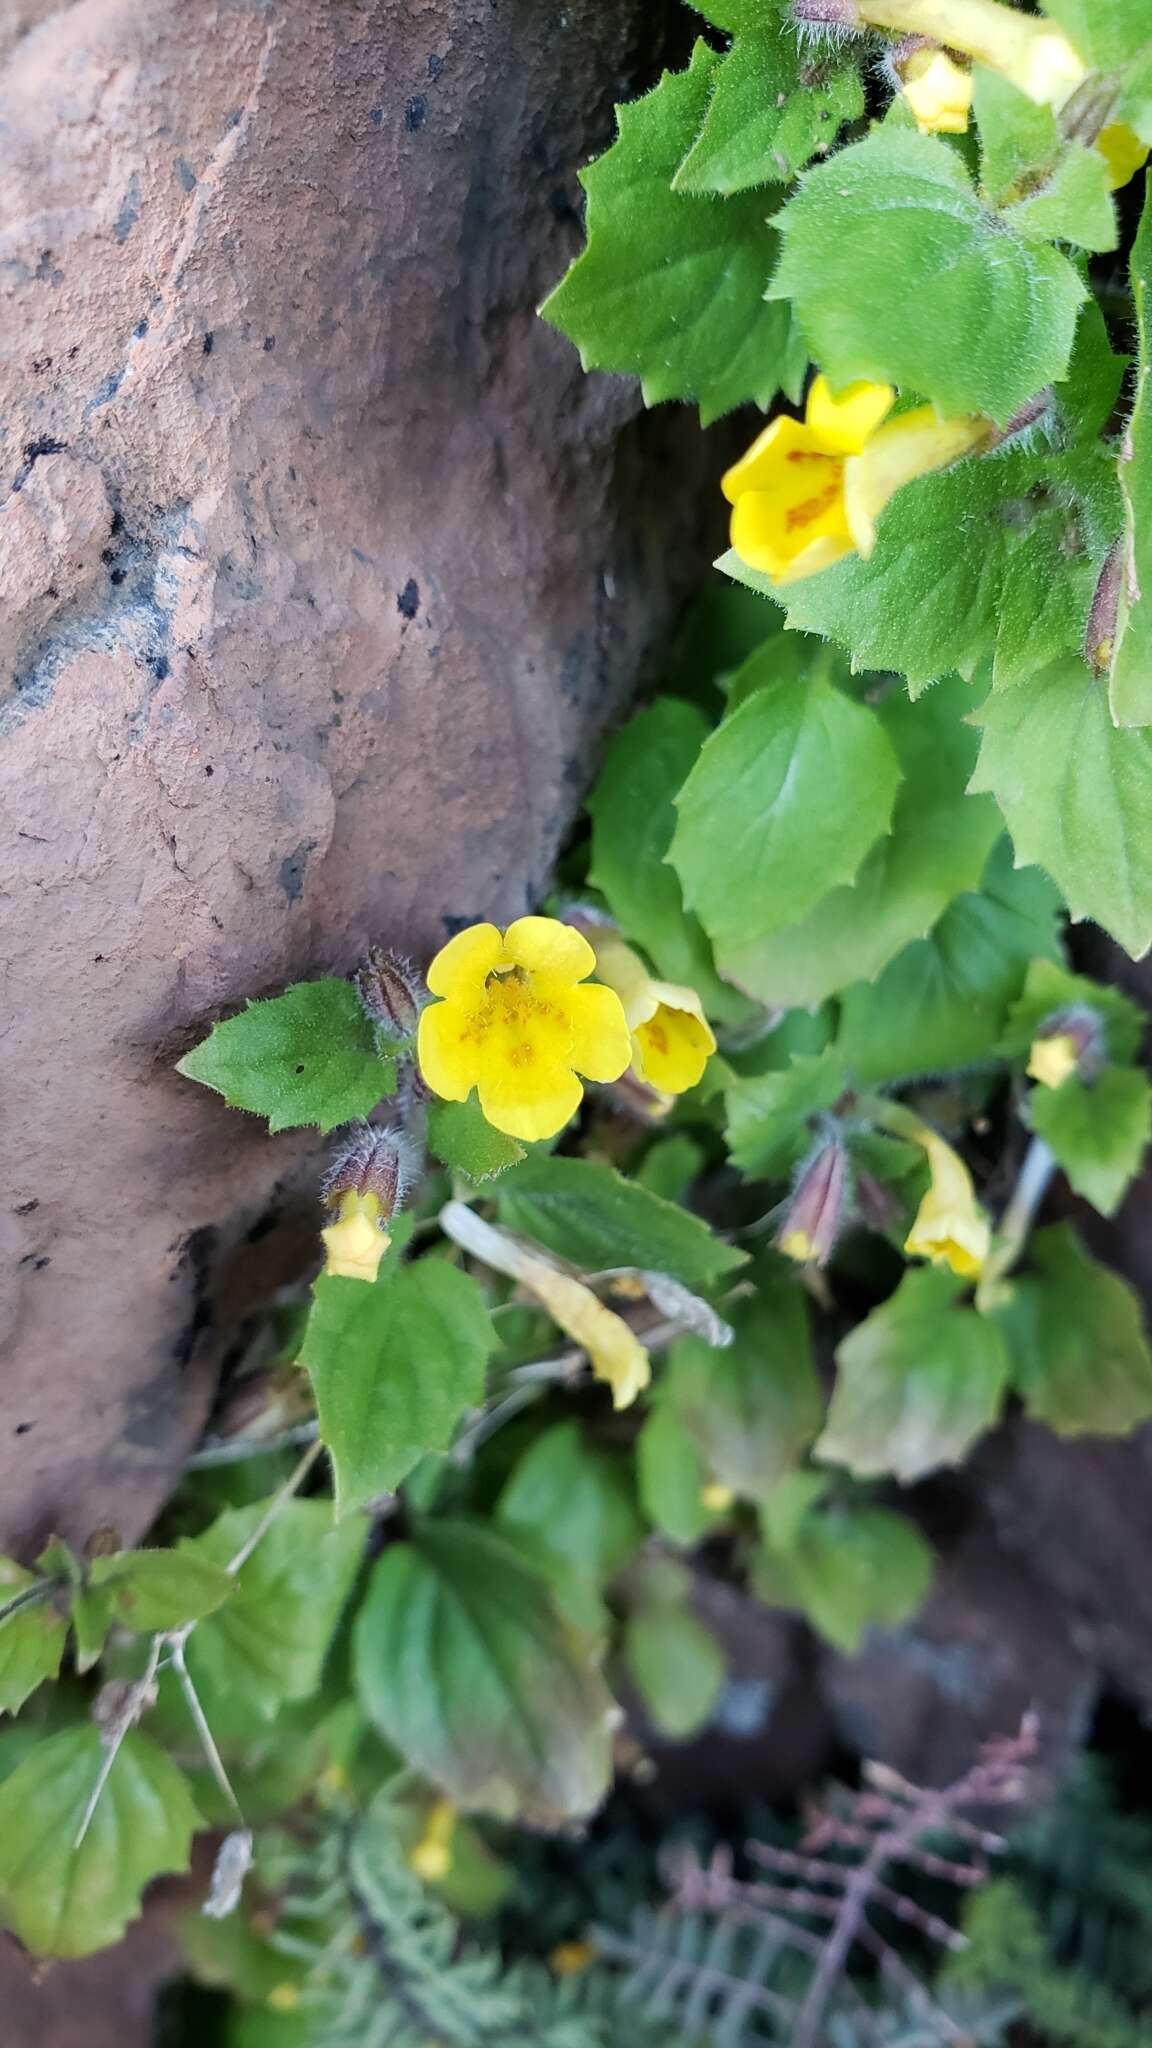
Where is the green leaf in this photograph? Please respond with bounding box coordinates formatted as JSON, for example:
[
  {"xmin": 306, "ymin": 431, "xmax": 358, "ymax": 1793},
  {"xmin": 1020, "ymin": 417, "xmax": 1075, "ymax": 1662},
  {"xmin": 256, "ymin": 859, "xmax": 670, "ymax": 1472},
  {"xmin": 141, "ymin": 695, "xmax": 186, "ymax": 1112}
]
[
  {"xmin": 675, "ymin": 1, "xmax": 864, "ymax": 195},
  {"xmin": 719, "ymin": 682, "xmax": 1001, "ymax": 1008},
  {"xmin": 0, "ymin": 1727, "xmax": 200, "ymax": 1958},
  {"xmin": 1110, "ymin": 179, "xmax": 1152, "ymax": 725},
  {"xmin": 496, "ymin": 1422, "xmax": 643, "ymax": 1582},
  {"xmin": 971, "ymin": 656, "xmax": 1152, "ymax": 957},
  {"xmin": 725, "ymin": 1048, "xmax": 848, "ymax": 1179},
  {"xmin": 755, "ymin": 1503, "xmax": 934, "ymax": 1655},
  {"xmin": 302, "ymin": 1262, "xmax": 493, "ymax": 1518},
  {"xmin": 974, "ymin": 67, "xmax": 1117, "ymax": 250},
  {"xmin": 353, "ymin": 1520, "xmax": 614, "ymax": 1824},
  {"xmin": 665, "ymin": 1275, "xmax": 822, "ymax": 1502},
  {"xmin": 71, "ymin": 1549, "xmax": 234, "ymax": 1675},
  {"xmin": 0, "ymin": 1563, "xmax": 66, "ymax": 1714},
  {"xmin": 722, "ymin": 444, "xmax": 1123, "ymax": 694},
  {"xmin": 540, "ymin": 42, "xmax": 806, "ymax": 425},
  {"xmin": 635, "ymin": 1133, "xmax": 707, "ymax": 1205},
  {"xmin": 624, "ymin": 1603, "xmax": 726, "ymax": 1739},
  {"xmin": 669, "ymin": 652, "xmax": 901, "ymax": 951},
  {"xmin": 770, "ymin": 128, "xmax": 1086, "ymax": 423},
  {"xmin": 497, "ymin": 1155, "xmax": 745, "ymax": 1291},
  {"xmin": 178, "ymin": 980, "xmax": 394, "ymax": 1133},
  {"xmin": 817, "ymin": 1267, "xmax": 1011, "ymax": 1482},
  {"xmin": 177, "ymin": 1500, "xmax": 363, "ymax": 1735},
  {"xmin": 999, "ymin": 956, "xmax": 1145, "ymax": 1063},
  {"xmin": 636, "ymin": 1401, "xmax": 712, "ymax": 1546},
  {"xmin": 426, "ymin": 1097, "xmax": 525, "ymax": 1182},
  {"xmin": 587, "ymin": 698, "xmax": 752, "ymax": 1025},
  {"xmin": 1030, "ymin": 1064, "xmax": 1152, "ymax": 1215},
  {"xmin": 996, "ymin": 1223, "xmax": 1152, "ymax": 1435},
  {"xmin": 835, "ymin": 842, "xmax": 1063, "ymax": 1086},
  {"xmin": 1040, "ymin": 0, "xmax": 1150, "ymax": 70}
]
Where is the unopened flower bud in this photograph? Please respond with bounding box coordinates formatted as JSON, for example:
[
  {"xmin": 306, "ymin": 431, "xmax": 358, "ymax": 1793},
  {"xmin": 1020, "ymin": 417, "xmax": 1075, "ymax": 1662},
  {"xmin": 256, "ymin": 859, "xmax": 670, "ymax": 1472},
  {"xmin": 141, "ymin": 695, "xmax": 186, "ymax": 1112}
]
[
  {"xmin": 321, "ymin": 1126, "xmax": 412, "ymax": 1284},
  {"xmin": 776, "ymin": 1137, "xmax": 849, "ymax": 1268},
  {"xmin": 408, "ymin": 1798, "xmax": 457, "ymax": 1882},
  {"xmin": 1085, "ymin": 539, "xmax": 1123, "ymax": 676},
  {"xmin": 354, "ymin": 947, "xmax": 425, "ymax": 1042},
  {"xmin": 1027, "ymin": 1005, "xmax": 1104, "ymax": 1090},
  {"xmin": 793, "ymin": 0, "xmax": 864, "ymax": 30},
  {"xmin": 855, "ymin": 1169, "xmax": 903, "ymax": 1234}
]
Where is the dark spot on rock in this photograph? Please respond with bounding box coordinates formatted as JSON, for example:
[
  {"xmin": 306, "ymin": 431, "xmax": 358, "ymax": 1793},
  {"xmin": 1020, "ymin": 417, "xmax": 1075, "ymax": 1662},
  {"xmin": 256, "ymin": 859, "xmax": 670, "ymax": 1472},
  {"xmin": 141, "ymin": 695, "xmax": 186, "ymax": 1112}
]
[
  {"xmin": 14, "ymin": 436, "xmax": 66, "ymax": 491},
  {"xmin": 13, "ymin": 1423, "xmax": 34, "ymax": 1436},
  {"xmin": 173, "ymin": 156, "xmax": 197, "ymax": 193},
  {"xmin": 441, "ymin": 912, "xmax": 474, "ymax": 937},
  {"xmin": 113, "ymin": 174, "xmax": 141, "ymax": 243},
  {"xmin": 172, "ymin": 1225, "xmax": 217, "ymax": 1368},
  {"xmin": 370, "ymin": 105, "xmax": 384, "ymax": 127},
  {"xmin": 202, "ymin": 331, "xmax": 214, "ymax": 355},
  {"xmin": 428, "ymin": 53, "xmax": 444, "ymax": 79},
  {"xmin": 31, "ymin": 356, "xmax": 52, "ymax": 373},
  {"xmin": 245, "ymin": 1210, "xmax": 279, "ymax": 1245},
  {"xmin": 68, "ymin": 343, "xmax": 79, "ymax": 359},
  {"xmin": 94, "ymin": 953, "xmax": 105, "ymax": 963},
  {"xmin": 44, "ymin": 584, "xmax": 58, "ymax": 600},
  {"xmin": 13, "ymin": 1200, "xmax": 38, "ymax": 1216},
  {"xmin": 204, "ymin": 763, "xmax": 214, "ymax": 776},
  {"xmin": 404, "ymin": 95, "xmax": 427, "ymax": 132},
  {"xmin": 397, "ymin": 577, "xmax": 420, "ymax": 620},
  {"xmin": 263, "ymin": 334, "xmax": 275, "ymax": 352},
  {"xmin": 332, "ymin": 687, "xmax": 344, "ymax": 702},
  {"xmin": 134, "ymin": 317, "xmax": 149, "ymax": 339},
  {"xmin": 35, "ymin": 249, "xmax": 64, "ymax": 285},
  {"xmin": 19, "ymin": 1254, "xmax": 50, "ymax": 1270},
  {"xmin": 549, "ymin": 186, "xmax": 581, "ymax": 227},
  {"xmin": 278, "ymin": 840, "xmax": 315, "ymax": 902},
  {"xmin": 149, "ymin": 653, "xmax": 170, "ymax": 680},
  {"xmin": 109, "ymin": 566, "xmax": 126, "ymax": 586},
  {"xmin": 89, "ymin": 368, "xmax": 124, "ymax": 410}
]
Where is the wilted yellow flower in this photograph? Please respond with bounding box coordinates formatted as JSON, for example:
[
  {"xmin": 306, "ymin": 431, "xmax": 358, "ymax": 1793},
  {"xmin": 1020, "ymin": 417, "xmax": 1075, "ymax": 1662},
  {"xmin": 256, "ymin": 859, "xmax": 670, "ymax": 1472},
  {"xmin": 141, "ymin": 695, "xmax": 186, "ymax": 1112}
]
[
  {"xmin": 1097, "ymin": 123, "xmax": 1150, "ymax": 191},
  {"xmin": 1027, "ymin": 1032, "xmax": 1080, "ymax": 1091},
  {"xmin": 897, "ymin": 45, "xmax": 972, "ymax": 132},
  {"xmin": 904, "ymin": 1133, "xmax": 991, "ymax": 1280},
  {"xmin": 409, "ymin": 1798, "xmax": 457, "ymax": 1883},
  {"xmin": 590, "ymin": 932, "xmax": 715, "ymax": 1094},
  {"xmin": 321, "ymin": 1190, "xmax": 390, "ymax": 1284},
  {"xmin": 417, "ymin": 917, "xmax": 630, "ymax": 1142},
  {"xmin": 723, "ymin": 375, "xmax": 990, "ymax": 587}
]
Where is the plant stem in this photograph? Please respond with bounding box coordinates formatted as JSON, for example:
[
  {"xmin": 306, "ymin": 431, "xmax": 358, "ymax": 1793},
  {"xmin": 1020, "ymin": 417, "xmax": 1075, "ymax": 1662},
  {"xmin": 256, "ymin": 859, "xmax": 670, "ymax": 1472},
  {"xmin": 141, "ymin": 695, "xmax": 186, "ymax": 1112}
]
[
  {"xmin": 225, "ymin": 1436, "xmax": 325, "ymax": 1575},
  {"xmin": 976, "ymin": 1135, "xmax": 1058, "ymax": 1310},
  {"xmin": 187, "ymin": 1420, "xmax": 320, "ymax": 1470},
  {"xmin": 169, "ymin": 1630, "xmax": 244, "ymax": 1821}
]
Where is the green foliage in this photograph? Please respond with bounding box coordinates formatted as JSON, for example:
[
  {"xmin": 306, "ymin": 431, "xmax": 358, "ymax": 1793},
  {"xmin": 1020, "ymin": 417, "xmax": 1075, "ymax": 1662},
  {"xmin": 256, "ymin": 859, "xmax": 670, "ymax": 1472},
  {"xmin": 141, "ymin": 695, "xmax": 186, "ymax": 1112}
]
[
  {"xmin": 999, "ymin": 956, "xmax": 1145, "ymax": 1063},
  {"xmin": 636, "ymin": 1400, "xmax": 712, "ymax": 1546},
  {"xmin": 995, "ymin": 1223, "xmax": 1152, "ymax": 1434},
  {"xmin": 676, "ymin": 0, "xmax": 864, "ymax": 196},
  {"xmin": 755, "ymin": 1495, "xmax": 935, "ymax": 1654},
  {"xmin": 663, "ymin": 1276, "xmax": 822, "ymax": 1502},
  {"xmin": 1029, "ymin": 1063, "xmax": 1152, "ymax": 1214},
  {"xmin": 71, "ymin": 1548, "xmax": 234, "ymax": 1672},
  {"xmin": 178, "ymin": 980, "xmax": 394, "ymax": 1132},
  {"xmin": 623, "ymin": 1600, "xmax": 726, "ymax": 1740},
  {"xmin": 302, "ymin": 1262, "xmax": 493, "ymax": 1517},
  {"xmin": 426, "ymin": 1098, "xmax": 525, "ymax": 1181},
  {"xmin": 496, "ymin": 1421, "xmax": 644, "ymax": 1583},
  {"xmin": 498, "ymin": 1155, "xmax": 745, "ymax": 1291},
  {"xmin": 354, "ymin": 1520, "xmax": 614, "ymax": 1825},
  {"xmin": 0, "ymin": 1565, "xmax": 66, "ymax": 1713},
  {"xmin": 1111, "ymin": 182, "xmax": 1152, "ymax": 724}
]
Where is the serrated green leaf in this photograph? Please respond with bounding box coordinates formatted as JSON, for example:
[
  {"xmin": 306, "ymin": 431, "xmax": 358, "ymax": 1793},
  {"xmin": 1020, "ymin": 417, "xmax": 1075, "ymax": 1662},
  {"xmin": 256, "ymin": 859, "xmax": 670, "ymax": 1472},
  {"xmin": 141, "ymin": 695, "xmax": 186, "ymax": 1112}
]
[
  {"xmin": 974, "ymin": 67, "xmax": 1117, "ymax": 250},
  {"xmin": 770, "ymin": 128, "xmax": 1086, "ymax": 423},
  {"xmin": 995, "ymin": 1222, "xmax": 1152, "ymax": 1435},
  {"xmin": 177, "ymin": 1500, "xmax": 363, "ymax": 1737},
  {"xmin": 1056, "ymin": 295, "xmax": 1128, "ymax": 443},
  {"xmin": 1007, "ymin": 143, "xmax": 1117, "ymax": 250},
  {"xmin": 665, "ymin": 1276, "xmax": 822, "ymax": 1502},
  {"xmin": 817, "ymin": 1267, "xmax": 1011, "ymax": 1481},
  {"xmin": 0, "ymin": 1563, "xmax": 65, "ymax": 1714},
  {"xmin": 636, "ymin": 1401, "xmax": 712, "ymax": 1545},
  {"xmin": 1110, "ymin": 180, "xmax": 1152, "ymax": 724},
  {"xmin": 540, "ymin": 42, "xmax": 806, "ymax": 425},
  {"xmin": 755, "ymin": 1504, "xmax": 934, "ymax": 1654},
  {"xmin": 71, "ymin": 1549, "xmax": 234, "ymax": 1675},
  {"xmin": 999, "ymin": 956, "xmax": 1144, "ymax": 1063},
  {"xmin": 1030, "ymin": 1064, "xmax": 1152, "ymax": 1214},
  {"xmin": 624, "ymin": 1603, "xmax": 726, "ymax": 1739},
  {"xmin": 353, "ymin": 1520, "xmax": 613, "ymax": 1825},
  {"xmin": 722, "ymin": 443, "xmax": 1122, "ymax": 694},
  {"xmin": 725, "ymin": 1049, "xmax": 848, "ymax": 1180},
  {"xmin": 669, "ymin": 652, "xmax": 901, "ymax": 951},
  {"xmin": 835, "ymin": 842, "xmax": 1063, "ymax": 1086},
  {"xmin": 497, "ymin": 1155, "xmax": 745, "ymax": 1290},
  {"xmin": 301, "ymin": 1262, "xmax": 493, "ymax": 1518},
  {"xmin": 178, "ymin": 980, "xmax": 394, "ymax": 1133},
  {"xmin": 970, "ymin": 656, "xmax": 1152, "ymax": 957},
  {"xmin": 587, "ymin": 698, "xmax": 752, "ymax": 1026},
  {"xmin": 719, "ymin": 682, "xmax": 1001, "ymax": 1008},
  {"xmin": 497, "ymin": 1422, "xmax": 643, "ymax": 1582},
  {"xmin": 0, "ymin": 1727, "xmax": 200, "ymax": 1958},
  {"xmin": 675, "ymin": 1, "xmax": 863, "ymax": 195},
  {"xmin": 425, "ymin": 1096, "xmax": 525, "ymax": 1182}
]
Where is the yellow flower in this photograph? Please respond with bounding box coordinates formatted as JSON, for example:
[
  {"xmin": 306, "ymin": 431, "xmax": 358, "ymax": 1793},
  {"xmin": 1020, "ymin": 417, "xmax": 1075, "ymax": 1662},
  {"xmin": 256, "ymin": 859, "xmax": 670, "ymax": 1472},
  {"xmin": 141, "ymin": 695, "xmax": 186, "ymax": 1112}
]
[
  {"xmin": 590, "ymin": 932, "xmax": 716, "ymax": 1094},
  {"xmin": 267, "ymin": 1984, "xmax": 301, "ymax": 2013},
  {"xmin": 700, "ymin": 1482, "xmax": 734, "ymax": 1513},
  {"xmin": 321, "ymin": 1190, "xmax": 390, "ymax": 1283},
  {"xmin": 722, "ymin": 376, "xmax": 990, "ymax": 588},
  {"xmin": 409, "ymin": 1798, "xmax": 457, "ymax": 1883},
  {"xmin": 1028, "ymin": 1032, "xmax": 1080, "ymax": 1091},
  {"xmin": 550, "ymin": 1940, "xmax": 595, "ymax": 1977},
  {"xmin": 897, "ymin": 46, "xmax": 973, "ymax": 133},
  {"xmin": 904, "ymin": 1133, "xmax": 991, "ymax": 1280},
  {"xmin": 417, "ymin": 917, "xmax": 631, "ymax": 1142},
  {"xmin": 1097, "ymin": 123, "xmax": 1150, "ymax": 192}
]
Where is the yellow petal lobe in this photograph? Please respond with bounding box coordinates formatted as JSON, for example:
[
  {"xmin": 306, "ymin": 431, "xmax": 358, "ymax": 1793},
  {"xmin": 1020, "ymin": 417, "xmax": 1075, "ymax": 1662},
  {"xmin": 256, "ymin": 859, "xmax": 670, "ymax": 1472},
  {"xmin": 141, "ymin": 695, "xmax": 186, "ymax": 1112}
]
[
  {"xmin": 805, "ymin": 374, "xmax": 895, "ymax": 454},
  {"xmin": 321, "ymin": 1191, "xmax": 390, "ymax": 1284},
  {"xmin": 1028, "ymin": 1032, "xmax": 1080, "ymax": 1090},
  {"xmin": 567, "ymin": 980, "xmax": 633, "ymax": 1083},
  {"xmin": 417, "ymin": 997, "xmax": 481, "ymax": 1102},
  {"xmin": 897, "ymin": 46, "xmax": 973, "ymax": 133},
  {"xmin": 425, "ymin": 922, "xmax": 503, "ymax": 999},
  {"xmin": 843, "ymin": 406, "xmax": 990, "ymax": 557},
  {"xmin": 1097, "ymin": 123, "xmax": 1150, "ymax": 192},
  {"xmin": 904, "ymin": 1134, "xmax": 990, "ymax": 1280}
]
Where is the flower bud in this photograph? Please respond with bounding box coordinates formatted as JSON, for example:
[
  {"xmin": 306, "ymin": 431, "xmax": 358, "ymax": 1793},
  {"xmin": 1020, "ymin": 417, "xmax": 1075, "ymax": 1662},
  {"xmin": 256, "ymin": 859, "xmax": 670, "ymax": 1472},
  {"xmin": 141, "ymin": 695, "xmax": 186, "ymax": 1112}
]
[
  {"xmin": 1085, "ymin": 539, "xmax": 1123, "ymax": 676},
  {"xmin": 408, "ymin": 1798, "xmax": 457, "ymax": 1882},
  {"xmin": 792, "ymin": 0, "xmax": 864, "ymax": 28},
  {"xmin": 354, "ymin": 947, "xmax": 425, "ymax": 1041},
  {"xmin": 321, "ymin": 1126, "xmax": 412, "ymax": 1285},
  {"xmin": 904, "ymin": 1132, "xmax": 990, "ymax": 1280},
  {"xmin": 1027, "ymin": 1005, "xmax": 1104, "ymax": 1089},
  {"xmin": 893, "ymin": 42, "xmax": 973, "ymax": 134},
  {"xmin": 776, "ymin": 1137, "xmax": 849, "ymax": 1268}
]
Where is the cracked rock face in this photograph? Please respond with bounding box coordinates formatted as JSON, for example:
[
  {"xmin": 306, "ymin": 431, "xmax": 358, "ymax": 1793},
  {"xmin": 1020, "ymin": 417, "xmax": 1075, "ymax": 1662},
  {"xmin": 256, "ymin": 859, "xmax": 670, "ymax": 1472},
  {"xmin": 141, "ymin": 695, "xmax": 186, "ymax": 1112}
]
[{"xmin": 0, "ymin": 0, "xmax": 715, "ymax": 1554}]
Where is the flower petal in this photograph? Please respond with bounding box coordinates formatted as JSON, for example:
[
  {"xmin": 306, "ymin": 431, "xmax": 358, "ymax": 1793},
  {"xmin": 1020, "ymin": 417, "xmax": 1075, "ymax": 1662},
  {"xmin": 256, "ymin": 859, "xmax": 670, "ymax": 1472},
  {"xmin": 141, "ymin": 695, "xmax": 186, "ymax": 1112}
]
[
  {"xmin": 631, "ymin": 1003, "xmax": 715, "ymax": 1094},
  {"xmin": 503, "ymin": 915, "xmax": 595, "ymax": 983},
  {"xmin": 843, "ymin": 408, "xmax": 990, "ymax": 558},
  {"xmin": 476, "ymin": 1057, "xmax": 584, "ymax": 1142},
  {"xmin": 417, "ymin": 998, "xmax": 483, "ymax": 1101},
  {"xmin": 805, "ymin": 375, "xmax": 894, "ymax": 455},
  {"xmin": 426, "ymin": 923, "xmax": 503, "ymax": 999},
  {"xmin": 566, "ymin": 982, "xmax": 632, "ymax": 1083},
  {"xmin": 589, "ymin": 931, "xmax": 657, "ymax": 1027}
]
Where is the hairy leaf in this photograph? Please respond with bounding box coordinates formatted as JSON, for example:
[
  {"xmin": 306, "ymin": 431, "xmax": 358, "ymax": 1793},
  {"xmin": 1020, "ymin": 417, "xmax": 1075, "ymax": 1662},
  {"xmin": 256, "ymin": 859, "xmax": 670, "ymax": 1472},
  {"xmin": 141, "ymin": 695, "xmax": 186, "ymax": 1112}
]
[
  {"xmin": 1110, "ymin": 179, "xmax": 1152, "ymax": 724},
  {"xmin": 676, "ymin": 0, "xmax": 863, "ymax": 195},
  {"xmin": 498, "ymin": 1155, "xmax": 745, "ymax": 1291},
  {"xmin": 665, "ymin": 1275, "xmax": 821, "ymax": 1501},
  {"xmin": 71, "ymin": 1549, "xmax": 234, "ymax": 1674},
  {"xmin": 426, "ymin": 1097, "xmax": 525, "ymax": 1181},
  {"xmin": 996, "ymin": 1223, "xmax": 1152, "ymax": 1434},
  {"xmin": 178, "ymin": 980, "xmax": 394, "ymax": 1132},
  {"xmin": 496, "ymin": 1421, "xmax": 643, "ymax": 1582},
  {"xmin": 1030, "ymin": 1064, "xmax": 1152, "ymax": 1215},
  {"xmin": 0, "ymin": 1563, "xmax": 65, "ymax": 1714}
]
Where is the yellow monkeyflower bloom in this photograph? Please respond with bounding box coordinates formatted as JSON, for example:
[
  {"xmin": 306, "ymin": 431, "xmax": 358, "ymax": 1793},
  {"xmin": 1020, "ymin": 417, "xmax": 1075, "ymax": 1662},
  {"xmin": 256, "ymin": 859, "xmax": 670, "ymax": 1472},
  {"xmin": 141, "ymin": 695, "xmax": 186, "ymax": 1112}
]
[
  {"xmin": 590, "ymin": 932, "xmax": 716, "ymax": 1094},
  {"xmin": 700, "ymin": 1482, "xmax": 734, "ymax": 1513},
  {"xmin": 550, "ymin": 1940, "xmax": 596, "ymax": 1977},
  {"xmin": 321, "ymin": 1190, "xmax": 390, "ymax": 1283},
  {"xmin": 417, "ymin": 917, "xmax": 630, "ymax": 1142},
  {"xmin": 1097, "ymin": 123, "xmax": 1150, "ymax": 192},
  {"xmin": 897, "ymin": 46, "xmax": 973, "ymax": 133},
  {"xmin": 904, "ymin": 1133, "xmax": 991, "ymax": 1280},
  {"xmin": 723, "ymin": 376, "xmax": 990, "ymax": 588},
  {"xmin": 409, "ymin": 1798, "xmax": 457, "ymax": 1883},
  {"xmin": 267, "ymin": 1985, "xmax": 301, "ymax": 2013},
  {"xmin": 1028, "ymin": 1032, "xmax": 1080, "ymax": 1091}
]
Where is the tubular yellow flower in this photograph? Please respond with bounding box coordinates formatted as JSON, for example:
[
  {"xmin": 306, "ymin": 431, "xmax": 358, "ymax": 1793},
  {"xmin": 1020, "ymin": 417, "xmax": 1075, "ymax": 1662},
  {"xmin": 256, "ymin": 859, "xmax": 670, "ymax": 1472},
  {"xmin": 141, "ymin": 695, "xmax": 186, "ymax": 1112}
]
[
  {"xmin": 321, "ymin": 1190, "xmax": 391, "ymax": 1284},
  {"xmin": 897, "ymin": 45, "xmax": 973, "ymax": 133},
  {"xmin": 861, "ymin": 0, "xmax": 1086, "ymax": 107},
  {"xmin": 590, "ymin": 932, "xmax": 716, "ymax": 1094},
  {"xmin": 723, "ymin": 376, "xmax": 990, "ymax": 587},
  {"xmin": 417, "ymin": 917, "xmax": 631, "ymax": 1142},
  {"xmin": 409, "ymin": 1798, "xmax": 457, "ymax": 1883},
  {"xmin": 1097, "ymin": 123, "xmax": 1150, "ymax": 192},
  {"xmin": 904, "ymin": 1133, "xmax": 991, "ymax": 1280}
]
